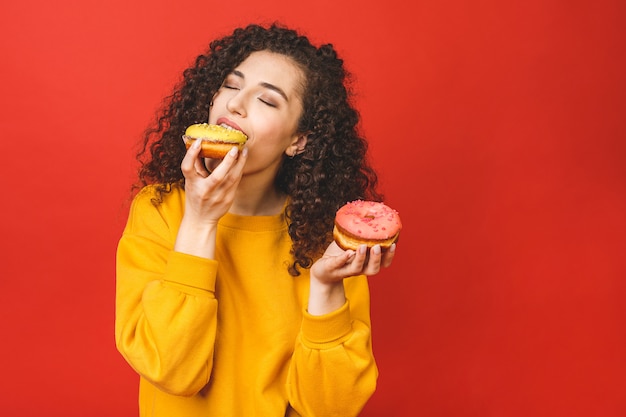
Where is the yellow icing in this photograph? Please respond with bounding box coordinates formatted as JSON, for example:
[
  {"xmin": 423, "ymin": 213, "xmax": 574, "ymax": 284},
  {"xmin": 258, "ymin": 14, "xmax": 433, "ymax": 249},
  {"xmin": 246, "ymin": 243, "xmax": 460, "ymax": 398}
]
[{"xmin": 184, "ymin": 123, "xmax": 247, "ymax": 144}]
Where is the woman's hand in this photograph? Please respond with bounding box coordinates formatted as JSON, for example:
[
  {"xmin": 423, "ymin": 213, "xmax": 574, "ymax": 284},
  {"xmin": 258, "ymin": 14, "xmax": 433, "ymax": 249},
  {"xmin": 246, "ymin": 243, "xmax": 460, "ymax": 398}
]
[
  {"xmin": 307, "ymin": 241, "xmax": 397, "ymax": 315},
  {"xmin": 181, "ymin": 139, "xmax": 248, "ymax": 225},
  {"xmin": 311, "ymin": 241, "xmax": 397, "ymax": 284},
  {"xmin": 174, "ymin": 139, "xmax": 248, "ymax": 259}
]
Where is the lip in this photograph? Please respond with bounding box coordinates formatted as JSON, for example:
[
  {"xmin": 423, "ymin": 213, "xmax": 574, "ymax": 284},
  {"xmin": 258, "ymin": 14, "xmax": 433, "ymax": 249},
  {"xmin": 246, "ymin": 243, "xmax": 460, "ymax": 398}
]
[{"xmin": 215, "ymin": 117, "xmax": 245, "ymax": 135}]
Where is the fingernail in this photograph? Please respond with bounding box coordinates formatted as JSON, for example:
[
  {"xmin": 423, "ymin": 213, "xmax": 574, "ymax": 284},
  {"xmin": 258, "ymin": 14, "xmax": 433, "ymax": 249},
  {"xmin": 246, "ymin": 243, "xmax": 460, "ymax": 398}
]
[
  {"xmin": 389, "ymin": 243, "xmax": 396, "ymax": 254},
  {"xmin": 192, "ymin": 138, "xmax": 201, "ymax": 148},
  {"xmin": 372, "ymin": 245, "xmax": 381, "ymax": 255},
  {"xmin": 242, "ymin": 147, "xmax": 248, "ymax": 157},
  {"xmin": 359, "ymin": 245, "xmax": 367, "ymax": 255},
  {"xmin": 229, "ymin": 146, "xmax": 238, "ymax": 156}
]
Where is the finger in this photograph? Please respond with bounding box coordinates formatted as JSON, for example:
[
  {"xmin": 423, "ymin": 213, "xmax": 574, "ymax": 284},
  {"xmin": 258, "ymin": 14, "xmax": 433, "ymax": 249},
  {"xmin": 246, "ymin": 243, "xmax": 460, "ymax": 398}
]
[
  {"xmin": 230, "ymin": 146, "xmax": 248, "ymax": 177},
  {"xmin": 181, "ymin": 137, "xmax": 203, "ymax": 177},
  {"xmin": 206, "ymin": 146, "xmax": 241, "ymax": 180},
  {"xmin": 380, "ymin": 243, "xmax": 397, "ymax": 268},
  {"xmin": 342, "ymin": 245, "xmax": 367, "ymax": 275},
  {"xmin": 362, "ymin": 245, "xmax": 383, "ymax": 276},
  {"xmin": 321, "ymin": 250, "xmax": 354, "ymax": 272},
  {"xmin": 194, "ymin": 154, "xmax": 210, "ymax": 178}
]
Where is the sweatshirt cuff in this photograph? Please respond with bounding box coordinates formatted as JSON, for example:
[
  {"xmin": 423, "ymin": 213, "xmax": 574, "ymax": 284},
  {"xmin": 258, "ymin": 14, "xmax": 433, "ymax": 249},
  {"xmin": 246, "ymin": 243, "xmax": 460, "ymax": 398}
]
[
  {"xmin": 301, "ymin": 301, "xmax": 353, "ymax": 347},
  {"xmin": 163, "ymin": 251, "xmax": 217, "ymax": 292}
]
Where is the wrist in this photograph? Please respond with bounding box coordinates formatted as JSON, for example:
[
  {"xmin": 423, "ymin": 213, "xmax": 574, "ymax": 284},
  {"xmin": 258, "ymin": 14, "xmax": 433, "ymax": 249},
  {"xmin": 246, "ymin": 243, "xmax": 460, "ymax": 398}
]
[
  {"xmin": 307, "ymin": 277, "xmax": 346, "ymax": 316},
  {"xmin": 174, "ymin": 217, "xmax": 218, "ymax": 259}
]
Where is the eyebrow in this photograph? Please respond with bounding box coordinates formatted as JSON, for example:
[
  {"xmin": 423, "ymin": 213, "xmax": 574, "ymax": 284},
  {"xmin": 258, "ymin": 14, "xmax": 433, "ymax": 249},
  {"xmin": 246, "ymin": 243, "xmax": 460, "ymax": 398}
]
[{"xmin": 232, "ymin": 70, "xmax": 289, "ymax": 102}]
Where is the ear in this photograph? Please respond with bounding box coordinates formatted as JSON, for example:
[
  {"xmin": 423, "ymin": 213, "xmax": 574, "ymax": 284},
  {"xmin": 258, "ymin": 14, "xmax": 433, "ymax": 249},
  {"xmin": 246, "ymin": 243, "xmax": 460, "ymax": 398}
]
[{"xmin": 286, "ymin": 133, "xmax": 308, "ymax": 157}]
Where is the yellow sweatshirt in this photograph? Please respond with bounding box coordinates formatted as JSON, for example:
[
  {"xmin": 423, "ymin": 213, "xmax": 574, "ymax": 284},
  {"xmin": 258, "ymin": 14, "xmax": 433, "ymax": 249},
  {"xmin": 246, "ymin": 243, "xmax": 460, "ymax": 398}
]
[{"xmin": 115, "ymin": 185, "xmax": 378, "ymax": 417}]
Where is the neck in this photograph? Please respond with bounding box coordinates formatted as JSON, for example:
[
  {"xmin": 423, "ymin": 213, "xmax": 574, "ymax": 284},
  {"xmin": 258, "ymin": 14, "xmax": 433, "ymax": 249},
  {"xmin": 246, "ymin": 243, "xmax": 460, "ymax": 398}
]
[{"xmin": 229, "ymin": 178, "xmax": 286, "ymax": 216}]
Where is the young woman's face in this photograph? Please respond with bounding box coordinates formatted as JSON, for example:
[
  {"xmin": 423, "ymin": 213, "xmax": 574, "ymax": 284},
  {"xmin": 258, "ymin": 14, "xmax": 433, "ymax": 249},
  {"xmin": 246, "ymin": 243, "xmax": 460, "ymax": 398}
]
[{"xmin": 207, "ymin": 50, "xmax": 306, "ymax": 174}]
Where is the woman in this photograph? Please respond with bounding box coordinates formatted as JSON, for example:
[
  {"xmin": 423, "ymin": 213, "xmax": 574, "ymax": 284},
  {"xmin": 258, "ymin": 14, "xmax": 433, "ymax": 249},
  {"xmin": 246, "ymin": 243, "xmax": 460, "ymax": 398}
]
[{"xmin": 115, "ymin": 23, "xmax": 397, "ymax": 417}]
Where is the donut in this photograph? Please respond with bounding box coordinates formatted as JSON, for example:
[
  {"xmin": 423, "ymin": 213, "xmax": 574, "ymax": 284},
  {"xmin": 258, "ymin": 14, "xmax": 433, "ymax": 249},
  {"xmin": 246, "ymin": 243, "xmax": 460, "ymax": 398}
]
[
  {"xmin": 183, "ymin": 123, "xmax": 248, "ymax": 159},
  {"xmin": 333, "ymin": 200, "xmax": 402, "ymax": 251}
]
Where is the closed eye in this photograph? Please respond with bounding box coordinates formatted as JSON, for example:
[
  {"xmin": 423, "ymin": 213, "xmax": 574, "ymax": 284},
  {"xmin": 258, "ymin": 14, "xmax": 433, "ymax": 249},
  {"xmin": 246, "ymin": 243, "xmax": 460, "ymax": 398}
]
[{"xmin": 259, "ymin": 98, "xmax": 277, "ymax": 108}]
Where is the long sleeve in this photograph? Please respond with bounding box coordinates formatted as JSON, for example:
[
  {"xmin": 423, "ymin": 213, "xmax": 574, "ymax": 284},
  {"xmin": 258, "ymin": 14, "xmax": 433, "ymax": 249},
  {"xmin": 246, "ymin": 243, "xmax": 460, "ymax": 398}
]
[
  {"xmin": 115, "ymin": 187, "xmax": 218, "ymax": 396},
  {"xmin": 115, "ymin": 186, "xmax": 379, "ymax": 416},
  {"xmin": 287, "ymin": 276, "xmax": 378, "ymax": 417}
]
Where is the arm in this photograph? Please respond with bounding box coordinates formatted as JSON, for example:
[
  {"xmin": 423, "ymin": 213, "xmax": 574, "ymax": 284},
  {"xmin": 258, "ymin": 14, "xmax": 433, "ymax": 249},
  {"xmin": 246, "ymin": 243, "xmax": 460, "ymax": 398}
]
[
  {"xmin": 287, "ymin": 242, "xmax": 397, "ymax": 416},
  {"xmin": 287, "ymin": 276, "xmax": 378, "ymax": 417},
  {"xmin": 115, "ymin": 189, "xmax": 219, "ymax": 396},
  {"xmin": 115, "ymin": 142, "xmax": 246, "ymax": 396}
]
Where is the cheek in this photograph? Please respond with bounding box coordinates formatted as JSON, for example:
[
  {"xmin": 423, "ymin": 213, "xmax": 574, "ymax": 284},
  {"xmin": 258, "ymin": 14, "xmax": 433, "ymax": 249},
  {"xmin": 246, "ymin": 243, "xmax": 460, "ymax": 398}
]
[
  {"xmin": 250, "ymin": 116, "xmax": 285, "ymax": 142},
  {"xmin": 208, "ymin": 92, "xmax": 231, "ymax": 116}
]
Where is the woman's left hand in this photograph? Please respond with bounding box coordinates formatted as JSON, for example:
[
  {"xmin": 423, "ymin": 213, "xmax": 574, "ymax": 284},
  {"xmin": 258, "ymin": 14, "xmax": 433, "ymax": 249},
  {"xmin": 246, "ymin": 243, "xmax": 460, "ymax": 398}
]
[
  {"xmin": 307, "ymin": 241, "xmax": 396, "ymax": 315},
  {"xmin": 311, "ymin": 241, "xmax": 397, "ymax": 285}
]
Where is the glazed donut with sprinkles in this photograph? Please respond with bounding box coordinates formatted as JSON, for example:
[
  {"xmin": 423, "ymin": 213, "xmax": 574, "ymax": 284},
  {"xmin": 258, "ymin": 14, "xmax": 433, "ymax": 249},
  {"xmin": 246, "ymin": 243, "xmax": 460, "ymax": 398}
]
[{"xmin": 333, "ymin": 200, "xmax": 402, "ymax": 251}]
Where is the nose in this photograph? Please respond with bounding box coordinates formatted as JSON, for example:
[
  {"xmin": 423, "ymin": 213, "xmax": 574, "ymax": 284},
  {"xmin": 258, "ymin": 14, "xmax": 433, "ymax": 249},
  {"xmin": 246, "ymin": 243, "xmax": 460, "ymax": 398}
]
[{"xmin": 226, "ymin": 90, "xmax": 247, "ymax": 117}]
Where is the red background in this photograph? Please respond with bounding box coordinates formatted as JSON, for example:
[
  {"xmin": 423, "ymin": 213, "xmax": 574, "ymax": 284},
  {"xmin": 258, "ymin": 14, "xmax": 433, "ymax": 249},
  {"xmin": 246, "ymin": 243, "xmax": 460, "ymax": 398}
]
[{"xmin": 1, "ymin": 0, "xmax": 625, "ymax": 416}]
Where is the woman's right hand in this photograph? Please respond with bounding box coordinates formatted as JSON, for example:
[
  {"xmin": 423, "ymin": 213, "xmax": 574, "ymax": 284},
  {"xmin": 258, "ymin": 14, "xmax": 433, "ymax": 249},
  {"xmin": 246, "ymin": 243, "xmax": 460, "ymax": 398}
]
[
  {"xmin": 174, "ymin": 139, "xmax": 248, "ymax": 258},
  {"xmin": 181, "ymin": 139, "xmax": 248, "ymax": 224}
]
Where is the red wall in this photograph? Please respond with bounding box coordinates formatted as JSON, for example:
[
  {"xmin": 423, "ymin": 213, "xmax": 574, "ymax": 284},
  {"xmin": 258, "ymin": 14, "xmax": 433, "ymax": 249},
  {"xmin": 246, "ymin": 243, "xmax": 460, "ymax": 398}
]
[{"xmin": 1, "ymin": 0, "xmax": 625, "ymax": 416}]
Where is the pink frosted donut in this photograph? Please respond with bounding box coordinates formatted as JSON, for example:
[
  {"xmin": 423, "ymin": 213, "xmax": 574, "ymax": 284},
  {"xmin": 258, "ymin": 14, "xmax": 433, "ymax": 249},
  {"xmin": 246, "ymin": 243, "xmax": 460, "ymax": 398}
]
[{"xmin": 333, "ymin": 200, "xmax": 402, "ymax": 251}]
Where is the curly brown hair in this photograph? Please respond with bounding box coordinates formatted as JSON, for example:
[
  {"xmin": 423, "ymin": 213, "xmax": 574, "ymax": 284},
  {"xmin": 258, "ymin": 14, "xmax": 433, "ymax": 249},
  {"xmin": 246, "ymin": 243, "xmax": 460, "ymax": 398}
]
[{"xmin": 135, "ymin": 23, "xmax": 382, "ymax": 276}]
